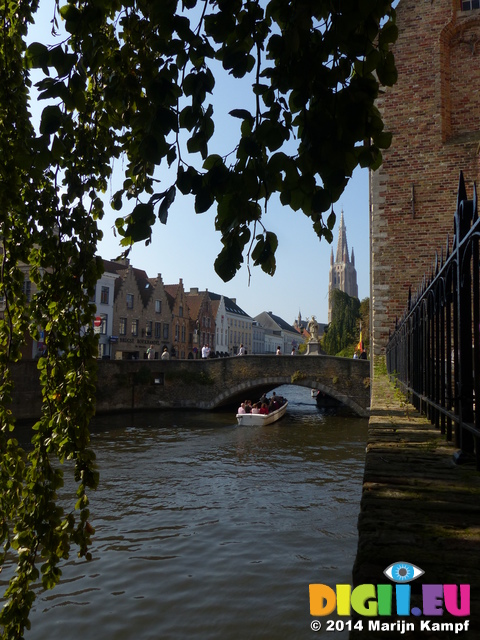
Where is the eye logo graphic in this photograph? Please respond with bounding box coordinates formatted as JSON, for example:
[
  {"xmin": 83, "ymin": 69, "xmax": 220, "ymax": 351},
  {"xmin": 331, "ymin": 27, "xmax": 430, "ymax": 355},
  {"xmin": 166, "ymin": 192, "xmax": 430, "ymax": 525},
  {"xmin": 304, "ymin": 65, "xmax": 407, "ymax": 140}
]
[{"xmin": 383, "ymin": 561, "xmax": 424, "ymax": 583}]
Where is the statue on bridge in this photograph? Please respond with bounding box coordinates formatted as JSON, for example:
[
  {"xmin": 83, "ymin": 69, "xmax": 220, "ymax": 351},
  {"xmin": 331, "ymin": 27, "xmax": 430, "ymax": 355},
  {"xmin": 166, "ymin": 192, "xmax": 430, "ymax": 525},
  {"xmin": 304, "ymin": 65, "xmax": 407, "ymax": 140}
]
[
  {"xmin": 307, "ymin": 316, "xmax": 320, "ymax": 342},
  {"xmin": 305, "ymin": 316, "xmax": 323, "ymax": 355}
]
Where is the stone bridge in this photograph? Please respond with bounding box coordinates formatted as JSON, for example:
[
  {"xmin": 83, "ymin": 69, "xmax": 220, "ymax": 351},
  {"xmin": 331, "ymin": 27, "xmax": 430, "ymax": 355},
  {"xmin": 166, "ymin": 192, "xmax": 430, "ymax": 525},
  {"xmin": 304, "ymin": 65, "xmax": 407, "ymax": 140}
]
[
  {"xmin": 10, "ymin": 355, "xmax": 371, "ymax": 420},
  {"xmin": 96, "ymin": 354, "xmax": 370, "ymax": 417}
]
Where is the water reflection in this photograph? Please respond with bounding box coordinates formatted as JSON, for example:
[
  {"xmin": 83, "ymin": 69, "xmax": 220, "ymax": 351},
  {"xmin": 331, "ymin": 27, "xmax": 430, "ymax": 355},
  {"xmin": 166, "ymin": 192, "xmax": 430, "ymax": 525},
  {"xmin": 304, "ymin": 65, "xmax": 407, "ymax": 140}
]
[{"xmin": 3, "ymin": 386, "xmax": 367, "ymax": 640}]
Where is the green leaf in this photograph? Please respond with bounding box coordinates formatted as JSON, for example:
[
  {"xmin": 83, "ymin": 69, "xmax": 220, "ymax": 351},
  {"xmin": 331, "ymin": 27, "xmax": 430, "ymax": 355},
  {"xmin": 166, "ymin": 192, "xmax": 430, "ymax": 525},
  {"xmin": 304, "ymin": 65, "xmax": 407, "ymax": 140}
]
[
  {"xmin": 25, "ymin": 42, "xmax": 49, "ymax": 71},
  {"xmin": 158, "ymin": 186, "xmax": 176, "ymax": 224},
  {"xmin": 195, "ymin": 187, "xmax": 214, "ymax": 213},
  {"xmin": 229, "ymin": 109, "xmax": 254, "ymax": 125},
  {"xmin": 39, "ymin": 105, "xmax": 63, "ymax": 135},
  {"xmin": 111, "ymin": 191, "xmax": 124, "ymax": 211}
]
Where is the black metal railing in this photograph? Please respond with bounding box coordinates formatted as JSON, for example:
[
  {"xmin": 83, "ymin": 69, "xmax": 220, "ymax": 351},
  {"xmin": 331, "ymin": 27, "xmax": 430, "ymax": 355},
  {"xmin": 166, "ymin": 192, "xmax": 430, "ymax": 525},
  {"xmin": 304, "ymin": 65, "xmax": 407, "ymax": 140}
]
[{"xmin": 386, "ymin": 172, "xmax": 480, "ymax": 470}]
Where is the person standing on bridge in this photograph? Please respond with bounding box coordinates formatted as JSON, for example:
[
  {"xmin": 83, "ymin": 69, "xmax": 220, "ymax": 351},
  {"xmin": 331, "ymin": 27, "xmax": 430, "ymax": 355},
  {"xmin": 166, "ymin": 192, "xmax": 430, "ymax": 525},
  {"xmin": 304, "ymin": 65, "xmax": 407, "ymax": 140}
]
[
  {"xmin": 237, "ymin": 344, "xmax": 245, "ymax": 356},
  {"xmin": 276, "ymin": 346, "xmax": 282, "ymax": 355}
]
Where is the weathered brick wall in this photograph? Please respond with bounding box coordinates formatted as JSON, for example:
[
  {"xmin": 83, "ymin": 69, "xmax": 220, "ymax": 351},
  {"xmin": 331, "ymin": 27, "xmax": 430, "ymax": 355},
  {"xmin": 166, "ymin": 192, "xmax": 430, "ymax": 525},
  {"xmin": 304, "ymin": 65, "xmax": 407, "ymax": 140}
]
[
  {"xmin": 370, "ymin": 0, "xmax": 480, "ymax": 357},
  {"xmin": 9, "ymin": 356, "xmax": 370, "ymax": 420}
]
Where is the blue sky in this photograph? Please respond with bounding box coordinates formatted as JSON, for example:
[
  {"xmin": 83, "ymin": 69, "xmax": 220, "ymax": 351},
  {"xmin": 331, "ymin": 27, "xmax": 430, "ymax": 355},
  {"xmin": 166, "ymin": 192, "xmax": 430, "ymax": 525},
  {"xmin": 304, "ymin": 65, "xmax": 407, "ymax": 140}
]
[{"xmin": 28, "ymin": 3, "xmax": 370, "ymax": 326}]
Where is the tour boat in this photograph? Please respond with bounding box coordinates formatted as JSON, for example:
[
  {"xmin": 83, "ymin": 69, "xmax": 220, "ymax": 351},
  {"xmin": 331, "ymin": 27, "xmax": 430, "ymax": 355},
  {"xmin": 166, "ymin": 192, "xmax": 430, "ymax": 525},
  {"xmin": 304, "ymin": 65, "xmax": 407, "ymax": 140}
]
[{"xmin": 236, "ymin": 401, "xmax": 288, "ymax": 426}]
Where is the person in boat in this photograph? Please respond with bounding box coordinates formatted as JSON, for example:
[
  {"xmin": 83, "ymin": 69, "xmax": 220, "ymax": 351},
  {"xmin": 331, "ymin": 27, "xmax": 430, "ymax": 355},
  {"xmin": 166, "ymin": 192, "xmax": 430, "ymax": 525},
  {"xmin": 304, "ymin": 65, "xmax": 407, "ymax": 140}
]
[
  {"xmin": 259, "ymin": 393, "xmax": 268, "ymax": 405},
  {"xmin": 251, "ymin": 403, "xmax": 261, "ymax": 414},
  {"xmin": 259, "ymin": 403, "xmax": 269, "ymax": 415},
  {"xmin": 269, "ymin": 397, "xmax": 280, "ymax": 412},
  {"xmin": 244, "ymin": 400, "xmax": 252, "ymax": 413},
  {"xmin": 237, "ymin": 403, "xmax": 246, "ymax": 414}
]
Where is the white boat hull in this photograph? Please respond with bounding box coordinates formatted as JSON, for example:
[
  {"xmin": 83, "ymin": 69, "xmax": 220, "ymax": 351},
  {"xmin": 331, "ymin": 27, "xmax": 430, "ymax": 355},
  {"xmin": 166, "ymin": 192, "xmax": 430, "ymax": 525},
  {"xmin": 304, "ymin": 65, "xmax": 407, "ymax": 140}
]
[{"xmin": 236, "ymin": 402, "xmax": 288, "ymax": 426}]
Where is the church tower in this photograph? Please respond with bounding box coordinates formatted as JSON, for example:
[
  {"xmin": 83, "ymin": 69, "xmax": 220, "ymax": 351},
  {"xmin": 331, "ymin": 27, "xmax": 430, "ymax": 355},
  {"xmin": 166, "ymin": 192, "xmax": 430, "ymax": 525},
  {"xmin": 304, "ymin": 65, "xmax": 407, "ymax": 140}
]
[{"xmin": 328, "ymin": 211, "xmax": 358, "ymax": 323}]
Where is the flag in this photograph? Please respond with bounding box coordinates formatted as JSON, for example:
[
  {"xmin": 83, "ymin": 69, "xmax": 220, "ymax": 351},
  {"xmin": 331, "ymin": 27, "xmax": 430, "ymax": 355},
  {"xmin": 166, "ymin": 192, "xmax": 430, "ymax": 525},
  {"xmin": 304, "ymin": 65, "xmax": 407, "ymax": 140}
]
[{"xmin": 356, "ymin": 323, "xmax": 363, "ymax": 352}]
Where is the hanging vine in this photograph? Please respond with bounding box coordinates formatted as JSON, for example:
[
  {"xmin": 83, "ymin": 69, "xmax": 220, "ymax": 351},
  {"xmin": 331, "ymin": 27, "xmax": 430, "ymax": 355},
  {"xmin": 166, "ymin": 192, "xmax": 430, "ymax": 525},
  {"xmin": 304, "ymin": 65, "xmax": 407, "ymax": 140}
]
[{"xmin": 0, "ymin": 0, "xmax": 397, "ymax": 636}]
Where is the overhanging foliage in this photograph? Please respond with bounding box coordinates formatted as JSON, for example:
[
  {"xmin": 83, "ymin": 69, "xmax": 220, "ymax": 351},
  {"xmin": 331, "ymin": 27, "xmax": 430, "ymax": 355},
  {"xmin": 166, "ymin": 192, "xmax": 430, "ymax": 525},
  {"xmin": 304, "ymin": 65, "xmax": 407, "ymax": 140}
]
[{"xmin": 0, "ymin": 0, "xmax": 396, "ymax": 636}]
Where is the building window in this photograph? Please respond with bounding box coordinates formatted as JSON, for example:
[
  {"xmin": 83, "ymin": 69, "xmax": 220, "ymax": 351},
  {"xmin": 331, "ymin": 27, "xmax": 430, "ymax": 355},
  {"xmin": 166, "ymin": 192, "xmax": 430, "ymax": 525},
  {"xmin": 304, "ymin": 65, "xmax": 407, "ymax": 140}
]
[
  {"xmin": 132, "ymin": 319, "xmax": 138, "ymax": 336},
  {"xmin": 155, "ymin": 299, "xmax": 161, "ymax": 313},
  {"xmin": 155, "ymin": 322, "xmax": 161, "ymax": 339},
  {"xmin": 22, "ymin": 278, "xmax": 31, "ymax": 303},
  {"xmin": 175, "ymin": 323, "xmax": 179, "ymax": 341},
  {"xmin": 179, "ymin": 305, "xmax": 183, "ymax": 318},
  {"xmin": 461, "ymin": 0, "xmax": 480, "ymax": 9},
  {"xmin": 101, "ymin": 286, "xmax": 109, "ymax": 305},
  {"xmin": 181, "ymin": 325, "xmax": 186, "ymax": 342},
  {"xmin": 126, "ymin": 293, "xmax": 134, "ymax": 309},
  {"xmin": 163, "ymin": 323, "xmax": 169, "ymax": 340},
  {"xmin": 146, "ymin": 321, "xmax": 152, "ymax": 337},
  {"xmin": 119, "ymin": 317, "xmax": 127, "ymax": 335}
]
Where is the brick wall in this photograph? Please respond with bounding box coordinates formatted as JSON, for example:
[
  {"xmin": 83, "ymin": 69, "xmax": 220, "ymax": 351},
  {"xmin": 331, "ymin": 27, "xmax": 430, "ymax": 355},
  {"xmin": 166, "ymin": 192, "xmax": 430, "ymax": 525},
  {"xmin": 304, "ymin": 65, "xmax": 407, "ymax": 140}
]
[{"xmin": 370, "ymin": 0, "xmax": 480, "ymax": 357}]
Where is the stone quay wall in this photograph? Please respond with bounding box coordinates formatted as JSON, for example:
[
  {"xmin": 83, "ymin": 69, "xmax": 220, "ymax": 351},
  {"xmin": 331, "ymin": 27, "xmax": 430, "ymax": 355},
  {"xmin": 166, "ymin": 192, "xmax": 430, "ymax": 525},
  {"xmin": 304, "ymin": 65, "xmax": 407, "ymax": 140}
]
[
  {"xmin": 8, "ymin": 355, "xmax": 370, "ymax": 420},
  {"xmin": 350, "ymin": 370, "xmax": 480, "ymax": 639}
]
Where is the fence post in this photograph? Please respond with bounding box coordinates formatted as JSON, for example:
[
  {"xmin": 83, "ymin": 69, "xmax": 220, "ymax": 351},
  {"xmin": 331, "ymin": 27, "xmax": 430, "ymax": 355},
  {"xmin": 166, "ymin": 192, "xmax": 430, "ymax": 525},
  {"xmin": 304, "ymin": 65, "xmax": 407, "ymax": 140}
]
[{"xmin": 455, "ymin": 174, "xmax": 474, "ymax": 454}]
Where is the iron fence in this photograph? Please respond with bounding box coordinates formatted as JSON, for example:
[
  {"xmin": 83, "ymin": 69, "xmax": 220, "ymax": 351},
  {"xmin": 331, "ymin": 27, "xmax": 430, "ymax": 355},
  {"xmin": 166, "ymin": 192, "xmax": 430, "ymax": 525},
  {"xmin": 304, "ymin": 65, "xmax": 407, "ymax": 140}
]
[{"xmin": 386, "ymin": 173, "xmax": 480, "ymax": 470}]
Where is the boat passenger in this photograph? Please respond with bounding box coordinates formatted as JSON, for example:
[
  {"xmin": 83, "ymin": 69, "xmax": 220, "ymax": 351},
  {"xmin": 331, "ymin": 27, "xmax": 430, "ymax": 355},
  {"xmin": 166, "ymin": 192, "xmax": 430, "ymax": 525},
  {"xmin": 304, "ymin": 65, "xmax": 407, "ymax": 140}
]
[
  {"xmin": 244, "ymin": 400, "xmax": 252, "ymax": 413},
  {"xmin": 259, "ymin": 403, "xmax": 269, "ymax": 415},
  {"xmin": 251, "ymin": 403, "xmax": 261, "ymax": 414},
  {"xmin": 237, "ymin": 403, "xmax": 246, "ymax": 414}
]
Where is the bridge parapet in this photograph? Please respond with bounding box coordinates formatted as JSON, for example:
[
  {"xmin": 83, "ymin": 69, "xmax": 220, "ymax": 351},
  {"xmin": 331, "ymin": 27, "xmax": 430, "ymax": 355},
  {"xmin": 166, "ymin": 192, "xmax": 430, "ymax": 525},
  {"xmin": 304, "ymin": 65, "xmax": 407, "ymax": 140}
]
[{"xmin": 9, "ymin": 355, "xmax": 370, "ymax": 420}]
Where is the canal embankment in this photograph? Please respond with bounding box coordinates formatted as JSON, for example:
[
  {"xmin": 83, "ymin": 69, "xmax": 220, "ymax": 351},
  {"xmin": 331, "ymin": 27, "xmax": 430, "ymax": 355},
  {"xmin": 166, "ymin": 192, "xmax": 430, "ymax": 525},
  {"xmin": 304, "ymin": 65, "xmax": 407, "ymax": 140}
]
[{"xmin": 350, "ymin": 368, "xmax": 480, "ymax": 638}]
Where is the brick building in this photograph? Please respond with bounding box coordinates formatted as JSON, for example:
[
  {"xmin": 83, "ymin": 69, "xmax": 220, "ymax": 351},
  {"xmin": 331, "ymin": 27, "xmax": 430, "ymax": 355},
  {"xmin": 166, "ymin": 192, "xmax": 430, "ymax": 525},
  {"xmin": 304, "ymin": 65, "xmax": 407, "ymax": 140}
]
[
  {"xmin": 370, "ymin": 0, "xmax": 480, "ymax": 357},
  {"xmin": 185, "ymin": 288, "xmax": 216, "ymax": 357},
  {"xmin": 165, "ymin": 279, "xmax": 192, "ymax": 359},
  {"xmin": 111, "ymin": 261, "xmax": 172, "ymax": 360}
]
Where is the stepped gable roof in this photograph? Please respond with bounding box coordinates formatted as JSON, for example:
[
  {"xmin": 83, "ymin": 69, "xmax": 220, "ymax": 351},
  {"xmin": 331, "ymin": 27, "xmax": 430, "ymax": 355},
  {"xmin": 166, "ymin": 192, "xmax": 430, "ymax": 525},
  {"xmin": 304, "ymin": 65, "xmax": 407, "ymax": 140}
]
[
  {"xmin": 164, "ymin": 283, "xmax": 179, "ymax": 310},
  {"xmin": 164, "ymin": 279, "xmax": 189, "ymax": 315},
  {"xmin": 184, "ymin": 291, "xmax": 205, "ymax": 321},
  {"xmin": 133, "ymin": 267, "xmax": 153, "ymax": 307},
  {"xmin": 108, "ymin": 260, "xmax": 153, "ymax": 307},
  {"xmin": 206, "ymin": 292, "xmax": 251, "ymax": 318}
]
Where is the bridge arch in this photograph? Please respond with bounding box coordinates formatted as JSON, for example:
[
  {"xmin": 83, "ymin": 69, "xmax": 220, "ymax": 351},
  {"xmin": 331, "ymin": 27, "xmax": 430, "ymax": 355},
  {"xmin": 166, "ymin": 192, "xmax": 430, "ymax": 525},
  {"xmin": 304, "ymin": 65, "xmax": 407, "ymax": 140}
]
[{"xmin": 211, "ymin": 376, "xmax": 369, "ymax": 417}]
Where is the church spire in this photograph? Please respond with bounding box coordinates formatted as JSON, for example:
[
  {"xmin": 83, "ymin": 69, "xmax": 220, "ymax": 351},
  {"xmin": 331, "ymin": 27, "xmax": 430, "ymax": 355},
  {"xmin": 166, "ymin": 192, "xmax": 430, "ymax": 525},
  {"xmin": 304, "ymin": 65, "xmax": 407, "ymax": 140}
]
[
  {"xmin": 335, "ymin": 209, "xmax": 349, "ymax": 264},
  {"xmin": 328, "ymin": 209, "xmax": 359, "ymax": 323}
]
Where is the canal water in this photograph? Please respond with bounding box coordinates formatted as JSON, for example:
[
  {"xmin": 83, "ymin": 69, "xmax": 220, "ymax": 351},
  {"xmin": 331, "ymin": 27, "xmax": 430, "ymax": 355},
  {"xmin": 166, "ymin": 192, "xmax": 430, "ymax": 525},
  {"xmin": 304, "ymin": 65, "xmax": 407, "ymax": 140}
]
[{"xmin": 5, "ymin": 385, "xmax": 368, "ymax": 640}]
